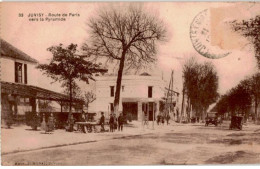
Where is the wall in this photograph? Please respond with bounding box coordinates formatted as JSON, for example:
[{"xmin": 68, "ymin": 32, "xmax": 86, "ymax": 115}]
[
  {"xmin": 1, "ymin": 57, "xmax": 38, "ymax": 86},
  {"xmin": 93, "ymin": 75, "xmax": 167, "ymax": 114}
]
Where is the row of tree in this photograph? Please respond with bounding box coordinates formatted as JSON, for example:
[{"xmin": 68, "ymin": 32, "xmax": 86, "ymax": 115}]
[
  {"xmin": 215, "ymin": 72, "xmax": 260, "ymax": 122},
  {"xmin": 182, "ymin": 57, "xmax": 219, "ymax": 121}
]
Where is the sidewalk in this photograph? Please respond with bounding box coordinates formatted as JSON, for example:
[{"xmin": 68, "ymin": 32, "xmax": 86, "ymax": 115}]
[{"xmin": 1, "ymin": 121, "xmax": 176, "ymax": 155}]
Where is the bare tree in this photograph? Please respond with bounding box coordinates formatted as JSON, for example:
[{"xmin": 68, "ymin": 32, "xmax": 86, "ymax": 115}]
[
  {"xmin": 83, "ymin": 5, "xmax": 167, "ymax": 114},
  {"xmin": 84, "ymin": 91, "xmax": 96, "ymax": 112}
]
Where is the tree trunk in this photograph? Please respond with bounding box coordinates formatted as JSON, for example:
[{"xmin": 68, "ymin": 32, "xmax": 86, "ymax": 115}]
[
  {"xmin": 255, "ymin": 95, "xmax": 258, "ymax": 123},
  {"xmin": 69, "ymin": 80, "xmax": 72, "ymax": 117},
  {"xmin": 180, "ymin": 88, "xmax": 185, "ymax": 123},
  {"xmin": 114, "ymin": 51, "xmax": 126, "ymax": 116},
  {"xmin": 202, "ymin": 107, "xmax": 206, "ymax": 123}
]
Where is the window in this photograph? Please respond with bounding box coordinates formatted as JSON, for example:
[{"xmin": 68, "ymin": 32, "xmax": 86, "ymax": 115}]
[
  {"xmin": 148, "ymin": 86, "xmax": 153, "ymax": 98},
  {"xmin": 110, "ymin": 86, "xmax": 114, "ymax": 97},
  {"xmin": 24, "ymin": 64, "xmax": 27, "ymax": 84},
  {"xmin": 122, "ymin": 85, "xmax": 125, "ymax": 92},
  {"xmin": 110, "ymin": 103, "xmax": 114, "ymax": 112},
  {"xmin": 15, "ymin": 62, "xmax": 23, "ymax": 83}
]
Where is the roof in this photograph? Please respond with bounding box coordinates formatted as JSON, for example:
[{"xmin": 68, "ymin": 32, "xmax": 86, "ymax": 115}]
[
  {"xmin": 0, "ymin": 39, "xmax": 38, "ymax": 63},
  {"xmin": 1, "ymin": 81, "xmax": 84, "ymax": 103}
]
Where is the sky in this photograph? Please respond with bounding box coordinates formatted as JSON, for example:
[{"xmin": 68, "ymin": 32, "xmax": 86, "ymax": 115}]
[{"xmin": 1, "ymin": 2, "xmax": 259, "ymax": 96}]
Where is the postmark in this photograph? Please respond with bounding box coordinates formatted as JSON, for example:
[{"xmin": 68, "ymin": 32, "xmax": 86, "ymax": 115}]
[{"xmin": 190, "ymin": 9, "xmax": 231, "ymax": 59}]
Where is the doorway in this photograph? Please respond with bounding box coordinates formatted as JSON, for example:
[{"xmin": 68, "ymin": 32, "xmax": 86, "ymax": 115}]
[{"xmin": 122, "ymin": 102, "xmax": 138, "ymax": 120}]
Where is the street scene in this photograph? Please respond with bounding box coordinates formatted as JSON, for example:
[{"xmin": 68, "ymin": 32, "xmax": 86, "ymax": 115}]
[
  {"xmin": 2, "ymin": 121, "xmax": 260, "ymax": 165},
  {"xmin": 1, "ymin": 2, "xmax": 260, "ymax": 166}
]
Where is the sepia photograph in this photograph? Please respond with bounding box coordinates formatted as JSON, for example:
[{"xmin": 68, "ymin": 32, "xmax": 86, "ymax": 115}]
[{"xmin": 1, "ymin": 1, "xmax": 260, "ymax": 166}]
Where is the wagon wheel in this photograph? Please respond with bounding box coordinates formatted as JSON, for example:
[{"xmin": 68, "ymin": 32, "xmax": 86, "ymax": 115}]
[
  {"xmin": 87, "ymin": 125, "xmax": 92, "ymax": 133},
  {"xmin": 82, "ymin": 125, "xmax": 87, "ymax": 133},
  {"xmin": 239, "ymin": 124, "xmax": 242, "ymax": 130}
]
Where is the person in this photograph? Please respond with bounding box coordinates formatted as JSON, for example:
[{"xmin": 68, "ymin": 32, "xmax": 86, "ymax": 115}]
[
  {"xmin": 113, "ymin": 113, "xmax": 118, "ymax": 130},
  {"xmin": 166, "ymin": 114, "xmax": 170, "ymax": 125},
  {"xmin": 100, "ymin": 112, "xmax": 105, "ymax": 132},
  {"xmin": 78, "ymin": 113, "xmax": 86, "ymax": 132},
  {"xmin": 157, "ymin": 114, "xmax": 161, "ymax": 125},
  {"xmin": 41, "ymin": 113, "xmax": 47, "ymax": 133},
  {"xmin": 48, "ymin": 113, "xmax": 55, "ymax": 132},
  {"xmin": 118, "ymin": 113, "xmax": 124, "ymax": 131},
  {"xmin": 109, "ymin": 114, "xmax": 115, "ymax": 132},
  {"xmin": 161, "ymin": 116, "xmax": 165, "ymax": 125},
  {"xmin": 67, "ymin": 114, "xmax": 75, "ymax": 132}
]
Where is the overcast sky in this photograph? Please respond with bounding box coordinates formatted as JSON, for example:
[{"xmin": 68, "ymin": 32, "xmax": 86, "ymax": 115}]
[{"xmin": 1, "ymin": 2, "xmax": 259, "ymax": 96}]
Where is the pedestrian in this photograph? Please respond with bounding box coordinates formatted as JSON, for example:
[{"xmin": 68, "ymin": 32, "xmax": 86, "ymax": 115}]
[
  {"xmin": 161, "ymin": 116, "xmax": 165, "ymax": 125},
  {"xmin": 109, "ymin": 114, "xmax": 115, "ymax": 132},
  {"xmin": 41, "ymin": 113, "xmax": 47, "ymax": 133},
  {"xmin": 118, "ymin": 113, "xmax": 124, "ymax": 131},
  {"xmin": 78, "ymin": 113, "xmax": 86, "ymax": 132},
  {"xmin": 100, "ymin": 112, "xmax": 105, "ymax": 132},
  {"xmin": 48, "ymin": 113, "xmax": 55, "ymax": 132},
  {"xmin": 67, "ymin": 114, "xmax": 75, "ymax": 132},
  {"xmin": 166, "ymin": 114, "xmax": 170, "ymax": 125},
  {"xmin": 157, "ymin": 114, "xmax": 161, "ymax": 125}
]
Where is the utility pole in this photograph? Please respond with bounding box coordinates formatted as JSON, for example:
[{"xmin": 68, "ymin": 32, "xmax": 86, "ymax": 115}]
[{"xmin": 165, "ymin": 70, "xmax": 174, "ymax": 119}]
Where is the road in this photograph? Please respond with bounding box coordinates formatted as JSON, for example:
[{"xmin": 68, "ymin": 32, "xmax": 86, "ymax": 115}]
[{"xmin": 2, "ymin": 121, "xmax": 260, "ymax": 165}]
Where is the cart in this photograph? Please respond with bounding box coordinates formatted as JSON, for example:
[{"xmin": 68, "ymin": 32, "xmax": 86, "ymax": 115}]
[
  {"xmin": 229, "ymin": 116, "xmax": 243, "ymax": 130},
  {"xmin": 75, "ymin": 122, "xmax": 98, "ymax": 133}
]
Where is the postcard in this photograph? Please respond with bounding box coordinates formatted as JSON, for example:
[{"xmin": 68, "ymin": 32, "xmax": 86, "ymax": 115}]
[{"xmin": 1, "ymin": 1, "xmax": 260, "ymax": 166}]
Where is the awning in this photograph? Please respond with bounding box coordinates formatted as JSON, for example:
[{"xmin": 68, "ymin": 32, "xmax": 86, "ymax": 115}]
[{"xmin": 1, "ymin": 81, "xmax": 84, "ymax": 103}]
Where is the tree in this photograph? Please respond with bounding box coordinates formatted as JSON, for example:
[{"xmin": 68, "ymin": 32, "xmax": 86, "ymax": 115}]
[
  {"xmin": 60, "ymin": 81, "xmax": 83, "ymax": 112},
  {"xmin": 228, "ymin": 83, "xmax": 252, "ymax": 117},
  {"xmin": 37, "ymin": 44, "xmax": 107, "ymax": 118},
  {"xmin": 199, "ymin": 62, "xmax": 219, "ymax": 120},
  {"xmin": 182, "ymin": 58, "xmax": 219, "ymax": 121},
  {"xmin": 84, "ymin": 91, "xmax": 96, "ymax": 112},
  {"xmin": 215, "ymin": 94, "xmax": 229, "ymax": 116},
  {"xmin": 215, "ymin": 77, "xmax": 253, "ymax": 121},
  {"xmin": 250, "ymin": 73, "xmax": 260, "ymax": 122},
  {"xmin": 240, "ymin": 73, "xmax": 260, "ymax": 122},
  {"xmin": 84, "ymin": 5, "xmax": 166, "ymax": 114},
  {"xmin": 230, "ymin": 16, "xmax": 260, "ymax": 69}
]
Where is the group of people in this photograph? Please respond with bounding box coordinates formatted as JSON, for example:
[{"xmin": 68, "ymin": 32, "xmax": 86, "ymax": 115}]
[
  {"xmin": 99, "ymin": 112, "xmax": 124, "ymax": 132},
  {"xmin": 157, "ymin": 114, "xmax": 171, "ymax": 125}
]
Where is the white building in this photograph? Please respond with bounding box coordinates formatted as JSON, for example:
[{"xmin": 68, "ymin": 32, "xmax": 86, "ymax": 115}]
[
  {"xmin": 92, "ymin": 73, "xmax": 179, "ymax": 121},
  {"xmin": 1, "ymin": 39, "xmax": 83, "ymax": 127}
]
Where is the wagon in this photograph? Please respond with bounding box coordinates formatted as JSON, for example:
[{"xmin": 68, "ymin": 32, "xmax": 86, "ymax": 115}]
[{"xmin": 229, "ymin": 116, "xmax": 243, "ymax": 130}]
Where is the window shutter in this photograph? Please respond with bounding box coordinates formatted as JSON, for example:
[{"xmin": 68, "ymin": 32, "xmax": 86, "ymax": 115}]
[
  {"xmin": 24, "ymin": 64, "xmax": 27, "ymax": 84},
  {"xmin": 15, "ymin": 62, "xmax": 18, "ymax": 83}
]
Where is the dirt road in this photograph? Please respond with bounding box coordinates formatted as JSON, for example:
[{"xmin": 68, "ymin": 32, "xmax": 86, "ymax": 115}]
[{"xmin": 2, "ymin": 121, "xmax": 260, "ymax": 165}]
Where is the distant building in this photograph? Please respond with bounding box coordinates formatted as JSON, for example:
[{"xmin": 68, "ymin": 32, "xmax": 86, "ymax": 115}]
[{"xmin": 92, "ymin": 73, "xmax": 179, "ymax": 121}]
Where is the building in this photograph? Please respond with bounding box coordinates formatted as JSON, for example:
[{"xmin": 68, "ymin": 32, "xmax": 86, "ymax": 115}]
[
  {"xmin": 92, "ymin": 73, "xmax": 179, "ymax": 121},
  {"xmin": 1, "ymin": 39, "xmax": 83, "ymax": 127}
]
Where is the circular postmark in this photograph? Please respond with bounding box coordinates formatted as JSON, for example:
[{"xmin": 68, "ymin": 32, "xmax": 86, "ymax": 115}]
[{"xmin": 190, "ymin": 9, "xmax": 231, "ymax": 59}]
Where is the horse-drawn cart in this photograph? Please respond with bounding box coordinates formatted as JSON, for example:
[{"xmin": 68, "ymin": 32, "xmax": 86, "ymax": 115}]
[
  {"xmin": 229, "ymin": 116, "xmax": 243, "ymax": 130},
  {"xmin": 75, "ymin": 122, "xmax": 98, "ymax": 133}
]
